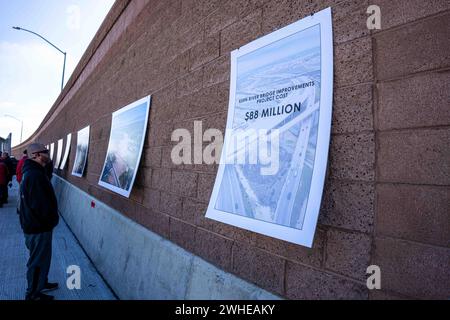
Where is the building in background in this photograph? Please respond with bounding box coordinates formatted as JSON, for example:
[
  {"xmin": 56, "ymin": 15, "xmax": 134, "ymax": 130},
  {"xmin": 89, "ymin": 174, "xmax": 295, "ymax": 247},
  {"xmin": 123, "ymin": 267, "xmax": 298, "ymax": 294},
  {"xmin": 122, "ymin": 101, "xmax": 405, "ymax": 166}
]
[{"xmin": 0, "ymin": 133, "xmax": 12, "ymax": 154}]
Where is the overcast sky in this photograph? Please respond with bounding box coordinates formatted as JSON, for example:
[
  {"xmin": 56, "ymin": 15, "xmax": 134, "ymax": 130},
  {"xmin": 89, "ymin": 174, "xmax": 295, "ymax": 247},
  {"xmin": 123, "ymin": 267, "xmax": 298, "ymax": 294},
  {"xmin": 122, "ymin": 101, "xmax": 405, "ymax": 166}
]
[{"xmin": 0, "ymin": 0, "xmax": 115, "ymax": 147}]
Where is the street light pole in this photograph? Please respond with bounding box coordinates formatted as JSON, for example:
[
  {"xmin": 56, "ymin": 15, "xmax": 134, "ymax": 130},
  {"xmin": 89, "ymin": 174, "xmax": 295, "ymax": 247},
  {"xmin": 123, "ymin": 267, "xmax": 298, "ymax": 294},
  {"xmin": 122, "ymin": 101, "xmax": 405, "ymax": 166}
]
[
  {"xmin": 3, "ymin": 114, "xmax": 23, "ymax": 144},
  {"xmin": 12, "ymin": 26, "xmax": 67, "ymax": 92}
]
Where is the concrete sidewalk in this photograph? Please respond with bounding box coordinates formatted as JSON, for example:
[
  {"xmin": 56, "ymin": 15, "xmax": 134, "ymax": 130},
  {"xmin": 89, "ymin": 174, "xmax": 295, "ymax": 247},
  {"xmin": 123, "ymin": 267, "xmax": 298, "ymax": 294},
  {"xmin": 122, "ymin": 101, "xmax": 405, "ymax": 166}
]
[{"xmin": 0, "ymin": 179, "xmax": 116, "ymax": 300}]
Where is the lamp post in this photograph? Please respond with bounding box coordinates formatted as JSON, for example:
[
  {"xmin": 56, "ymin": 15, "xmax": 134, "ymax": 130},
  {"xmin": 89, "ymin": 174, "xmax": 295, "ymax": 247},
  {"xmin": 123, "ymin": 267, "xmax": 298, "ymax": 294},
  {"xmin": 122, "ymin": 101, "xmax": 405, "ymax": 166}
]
[
  {"xmin": 3, "ymin": 114, "xmax": 23, "ymax": 144},
  {"xmin": 12, "ymin": 26, "xmax": 66, "ymax": 91}
]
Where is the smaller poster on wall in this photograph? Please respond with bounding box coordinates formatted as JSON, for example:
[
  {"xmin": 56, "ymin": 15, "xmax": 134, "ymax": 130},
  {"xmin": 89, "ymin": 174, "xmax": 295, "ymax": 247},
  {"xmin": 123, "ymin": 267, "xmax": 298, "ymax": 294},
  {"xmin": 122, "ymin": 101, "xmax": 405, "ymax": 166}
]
[
  {"xmin": 72, "ymin": 126, "xmax": 90, "ymax": 177},
  {"xmin": 49, "ymin": 143, "xmax": 54, "ymax": 161},
  {"xmin": 98, "ymin": 95, "xmax": 151, "ymax": 197},
  {"xmin": 59, "ymin": 133, "xmax": 72, "ymax": 170},
  {"xmin": 54, "ymin": 139, "xmax": 63, "ymax": 168}
]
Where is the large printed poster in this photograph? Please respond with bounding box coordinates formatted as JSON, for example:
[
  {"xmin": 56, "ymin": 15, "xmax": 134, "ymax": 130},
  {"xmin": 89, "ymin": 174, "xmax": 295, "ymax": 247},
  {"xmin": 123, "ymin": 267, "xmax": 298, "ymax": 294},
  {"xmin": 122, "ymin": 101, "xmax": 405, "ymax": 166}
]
[
  {"xmin": 206, "ymin": 8, "xmax": 333, "ymax": 247},
  {"xmin": 98, "ymin": 96, "xmax": 151, "ymax": 197}
]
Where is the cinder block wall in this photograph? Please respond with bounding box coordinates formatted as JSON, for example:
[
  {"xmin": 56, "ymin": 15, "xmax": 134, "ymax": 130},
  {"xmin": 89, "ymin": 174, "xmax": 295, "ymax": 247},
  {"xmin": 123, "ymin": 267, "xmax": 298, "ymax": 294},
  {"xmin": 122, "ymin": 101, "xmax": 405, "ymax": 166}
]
[{"xmin": 13, "ymin": 0, "xmax": 450, "ymax": 299}]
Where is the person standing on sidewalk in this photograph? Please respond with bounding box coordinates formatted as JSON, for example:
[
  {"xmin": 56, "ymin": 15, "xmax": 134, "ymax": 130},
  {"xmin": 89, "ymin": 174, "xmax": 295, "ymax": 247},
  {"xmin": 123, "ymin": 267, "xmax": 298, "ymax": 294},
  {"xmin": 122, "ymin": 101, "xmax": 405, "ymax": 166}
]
[
  {"xmin": 16, "ymin": 150, "xmax": 28, "ymax": 213},
  {"xmin": 19, "ymin": 143, "xmax": 59, "ymax": 300},
  {"xmin": 2, "ymin": 152, "xmax": 14, "ymax": 202},
  {"xmin": 0, "ymin": 157, "xmax": 8, "ymax": 208},
  {"xmin": 16, "ymin": 149, "xmax": 28, "ymax": 184}
]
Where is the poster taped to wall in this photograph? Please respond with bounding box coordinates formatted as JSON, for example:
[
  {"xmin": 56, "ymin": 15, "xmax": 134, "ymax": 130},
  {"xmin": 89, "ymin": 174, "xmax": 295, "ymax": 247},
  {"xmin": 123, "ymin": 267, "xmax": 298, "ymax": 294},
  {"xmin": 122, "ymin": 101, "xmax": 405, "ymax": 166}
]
[
  {"xmin": 54, "ymin": 139, "xmax": 63, "ymax": 168},
  {"xmin": 72, "ymin": 126, "xmax": 90, "ymax": 177},
  {"xmin": 98, "ymin": 96, "xmax": 151, "ymax": 197},
  {"xmin": 59, "ymin": 133, "xmax": 72, "ymax": 170},
  {"xmin": 206, "ymin": 8, "xmax": 333, "ymax": 247},
  {"xmin": 49, "ymin": 143, "xmax": 54, "ymax": 161}
]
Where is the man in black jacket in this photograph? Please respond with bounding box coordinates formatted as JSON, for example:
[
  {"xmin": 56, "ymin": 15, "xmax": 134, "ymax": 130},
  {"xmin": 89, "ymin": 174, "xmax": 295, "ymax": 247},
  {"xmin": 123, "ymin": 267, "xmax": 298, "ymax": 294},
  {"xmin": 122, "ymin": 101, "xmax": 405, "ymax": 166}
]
[{"xmin": 20, "ymin": 143, "xmax": 59, "ymax": 300}]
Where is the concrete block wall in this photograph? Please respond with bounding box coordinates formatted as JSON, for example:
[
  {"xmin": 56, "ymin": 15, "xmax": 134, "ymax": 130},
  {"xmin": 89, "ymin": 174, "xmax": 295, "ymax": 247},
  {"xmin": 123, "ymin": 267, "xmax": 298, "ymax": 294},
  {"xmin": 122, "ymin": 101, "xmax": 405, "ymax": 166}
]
[
  {"xmin": 13, "ymin": 0, "xmax": 450, "ymax": 299},
  {"xmin": 370, "ymin": 1, "xmax": 450, "ymax": 299}
]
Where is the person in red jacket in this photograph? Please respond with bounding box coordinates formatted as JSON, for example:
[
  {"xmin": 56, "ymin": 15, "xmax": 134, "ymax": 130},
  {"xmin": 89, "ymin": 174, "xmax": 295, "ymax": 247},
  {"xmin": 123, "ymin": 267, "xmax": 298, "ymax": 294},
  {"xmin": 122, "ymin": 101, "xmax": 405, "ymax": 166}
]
[
  {"xmin": 16, "ymin": 149, "xmax": 28, "ymax": 184},
  {"xmin": 0, "ymin": 156, "xmax": 9, "ymax": 208},
  {"xmin": 16, "ymin": 150, "xmax": 28, "ymax": 213}
]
